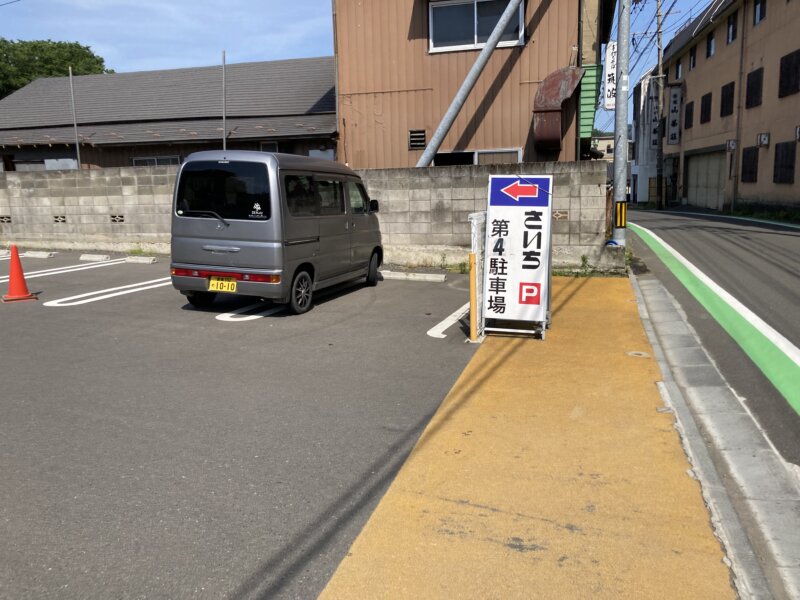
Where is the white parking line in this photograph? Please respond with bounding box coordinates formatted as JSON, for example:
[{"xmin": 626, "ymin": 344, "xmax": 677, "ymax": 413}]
[
  {"xmin": 216, "ymin": 302, "xmax": 285, "ymax": 321},
  {"xmin": 0, "ymin": 258, "xmax": 127, "ymax": 283},
  {"xmin": 43, "ymin": 277, "xmax": 172, "ymax": 306},
  {"xmin": 426, "ymin": 302, "xmax": 470, "ymax": 339}
]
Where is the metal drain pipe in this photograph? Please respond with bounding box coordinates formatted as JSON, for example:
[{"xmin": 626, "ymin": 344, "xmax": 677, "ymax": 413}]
[{"xmin": 416, "ymin": 0, "xmax": 524, "ymax": 167}]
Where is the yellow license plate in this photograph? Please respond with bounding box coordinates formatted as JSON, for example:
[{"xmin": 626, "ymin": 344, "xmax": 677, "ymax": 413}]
[{"xmin": 209, "ymin": 276, "xmax": 237, "ymax": 293}]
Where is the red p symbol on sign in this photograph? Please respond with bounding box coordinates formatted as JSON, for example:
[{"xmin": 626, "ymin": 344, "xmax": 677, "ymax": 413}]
[{"xmin": 519, "ymin": 282, "xmax": 541, "ymax": 305}]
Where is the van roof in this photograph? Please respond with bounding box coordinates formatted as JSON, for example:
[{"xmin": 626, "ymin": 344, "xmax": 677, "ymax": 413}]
[{"xmin": 183, "ymin": 150, "xmax": 360, "ymax": 177}]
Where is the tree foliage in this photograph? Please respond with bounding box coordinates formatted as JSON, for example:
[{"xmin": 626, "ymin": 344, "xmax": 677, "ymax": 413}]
[{"xmin": 0, "ymin": 38, "xmax": 113, "ymax": 99}]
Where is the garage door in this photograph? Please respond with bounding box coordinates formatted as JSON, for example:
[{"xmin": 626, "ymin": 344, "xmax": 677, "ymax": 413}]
[{"xmin": 686, "ymin": 152, "xmax": 726, "ymax": 210}]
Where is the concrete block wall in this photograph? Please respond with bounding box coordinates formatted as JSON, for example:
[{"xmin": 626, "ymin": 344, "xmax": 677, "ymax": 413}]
[
  {"xmin": 0, "ymin": 167, "xmax": 175, "ymax": 253},
  {"xmin": 0, "ymin": 161, "xmax": 622, "ymax": 270},
  {"xmin": 357, "ymin": 161, "xmax": 621, "ymax": 269}
]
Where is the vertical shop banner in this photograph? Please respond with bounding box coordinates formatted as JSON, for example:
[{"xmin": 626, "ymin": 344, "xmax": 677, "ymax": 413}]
[
  {"xmin": 603, "ymin": 42, "xmax": 618, "ymax": 110},
  {"xmin": 483, "ymin": 175, "xmax": 553, "ymax": 326},
  {"xmin": 667, "ymin": 86, "xmax": 682, "ymax": 145},
  {"xmin": 649, "ymin": 83, "xmax": 660, "ymax": 150}
]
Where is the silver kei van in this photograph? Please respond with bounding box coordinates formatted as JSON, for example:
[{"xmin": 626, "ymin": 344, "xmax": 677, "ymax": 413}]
[{"xmin": 170, "ymin": 150, "xmax": 382, "ymax": 314}]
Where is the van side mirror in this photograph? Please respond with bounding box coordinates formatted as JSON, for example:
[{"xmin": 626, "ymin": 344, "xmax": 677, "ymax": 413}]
[{"xmin": 369, "ymin": 199, "xmax": 379, "ymax": 213}]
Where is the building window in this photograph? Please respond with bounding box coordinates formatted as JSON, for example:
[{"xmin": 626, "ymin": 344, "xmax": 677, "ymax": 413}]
[
  {"xmin": 409, "ymin": 129, "xmax": 427, "ymax": 150},
  {"xmin": 429, "ymin": 0, "xmax": 524, "ymax": 52},
  {"xmin": 684, "ymin": 101, "xmax": 694, "ymax": 129},
  {"xmin": 754, "ymin": 0, "xmax": 766, "ymax": 24},
  {"xmin": 727, "ymin": 11, "xmax": 738, "ymax": 43},
  {"xmin": 700, "ymin": 92, "xmax": 712, "ymax": 123},
  {"xmin": 774, "ymin": 141, "xmax": 796, "ymax": 183},
  {"xmin": 741, "ymin": 146, "xmax": 759, "ymax": 182},
  {"xmin": 778, "ymin": 49, "xmax": 800, "ymax": 98},
  {"xmin": 706, "ymin": 32, "xmax": 716, "ymax": 58},
  {"xmin": 476, "ymin": 149, "xmax": 521, "ymax": 164},
  {"xmin": 720, "ymin": 82, "xmax": 735, "ymax": 116},
  {"xmin": 675, "ymin": 59, "xmax": 683, "ymax": 80},
  {"xmin": 746, "ymin": 68, "xmax": 764, "ymax": 107},
  {"xmin": 689, "ymin": 46, "xmax": 697, "ymax": 69},
  {"xmin": 132, "ymin": 156, "xmax": 180, "ymax": 166},
  {"xmin": 260, "ymin": 142, "xmax": 279, "ymax": 152}
]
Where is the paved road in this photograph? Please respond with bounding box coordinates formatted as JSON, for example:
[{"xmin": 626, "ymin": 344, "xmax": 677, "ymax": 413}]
[
  {"xmin": 0, "ymin": 252, "xmax": 476, "ymax": 599},
  {"xmin": 628, "ymin": 209, "xmax": 800, "ymax": 465}
]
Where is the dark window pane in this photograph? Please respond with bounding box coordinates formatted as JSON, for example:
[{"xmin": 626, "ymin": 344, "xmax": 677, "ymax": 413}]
[
  {"xmin": 741, "ymin": 146, "xmax": 759, "ymax": 182},
  {"xmin": 431, "ymin": 3, "xmax": 474, "ymax": 48},
  {"xmin": 316, "ymin": 179, "xmax": 345, "ymax": 216},
  {"xmin": 177, "ymin": 161, "xmax": 270, "ymax": 221},
  {"xmin": 774, "ymin": 141, "xmax": 796, "ymax": 184},
  {"xmin": 746, "ymin": 68, "xmax": 763, "ymax": 108},
  {"xmin": 700, "ymin": 93, "xmax": 712, "ymax": 123},
  {"xmin": 706, "ymin": 32, "xmax": 715, "ymax": 58},
  {"xmin": 778, "ymin": 49, "xmax": 800, "ymax": 98},
  {"xmin": 720, "ymin": 82, "xmax": 735, "ymax": 117},
  {"xmin": 285, "ymin": 175, "xmax": 318, "ymax": 217},
  {"xmin": 727, "ymin": 12, "xmax": 738, "ymax": 43},
  {"xmin": 684, "ymin": 101, "xmax": 694, "ymax": 129},
  {"xmin": 477, "ymin": 0, "xmax": 520, "ymax": 43}
]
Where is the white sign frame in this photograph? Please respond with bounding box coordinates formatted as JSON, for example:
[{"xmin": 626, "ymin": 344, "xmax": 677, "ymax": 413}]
[{"xmin": 483, "ymin": 175, "xmax": 553, "ymax": 338}]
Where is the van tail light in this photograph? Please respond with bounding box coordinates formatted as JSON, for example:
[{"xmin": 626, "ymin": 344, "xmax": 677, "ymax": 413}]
[{"xmin": 171, "ymin": 268, "xmax": 279, "ymax": 284}]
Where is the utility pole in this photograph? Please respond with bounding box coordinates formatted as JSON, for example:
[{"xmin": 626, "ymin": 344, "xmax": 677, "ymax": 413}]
[
  {"xmin": 656, "ymin": 0, "xmax": 664, "ymax": 209},
  {"xmin": 611, "ymin": 0, "xmax": 630, "ymax": 245},
  {"xmin": 222, "ymin": 50, "xmax": 227, "ymax": 151}
]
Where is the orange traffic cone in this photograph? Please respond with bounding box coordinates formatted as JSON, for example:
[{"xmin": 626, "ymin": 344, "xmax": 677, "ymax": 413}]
[{"xmin": 2, "ymin": 245, "xmax": 37, "ymax": 302}]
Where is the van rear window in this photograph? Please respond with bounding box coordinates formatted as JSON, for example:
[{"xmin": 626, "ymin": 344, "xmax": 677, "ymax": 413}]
[{"xmin": 176, "ymin": 161, "xmax": 270, "ymax": 221}]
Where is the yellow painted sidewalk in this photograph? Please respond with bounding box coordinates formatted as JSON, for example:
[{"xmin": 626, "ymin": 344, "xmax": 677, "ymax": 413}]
[{"xmin": 321, "ymin": 277, "xmax": 735, "ymax": 599}]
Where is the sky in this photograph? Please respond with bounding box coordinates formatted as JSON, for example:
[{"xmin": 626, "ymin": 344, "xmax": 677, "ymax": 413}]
[
  {"xmin": 594, "ymin": 0, "xmax": 713, "ymax": 132},
  {"xmin": 2, "ymin": 0, "xmax": 711, "ymax": 132},
  {"xmin": 0, "ymin": 0, "xmax": 334, "ymax": 72}
]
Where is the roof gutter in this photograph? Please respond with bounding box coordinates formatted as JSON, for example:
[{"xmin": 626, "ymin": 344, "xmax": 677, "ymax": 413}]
[{"xmin": 416, "ymin": 0, "xmax": 524, "ymax": 167}]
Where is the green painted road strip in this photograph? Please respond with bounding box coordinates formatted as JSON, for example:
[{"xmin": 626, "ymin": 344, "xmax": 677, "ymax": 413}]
[{"xmin": 630, "ymin": 222, "xmax": 800, "ymax": 415}]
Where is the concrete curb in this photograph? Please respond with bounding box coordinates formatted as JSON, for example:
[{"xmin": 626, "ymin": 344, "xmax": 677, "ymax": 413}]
[
  {"xmin": 631, "ymin": 273, "xmax": 800, "ymax": 600},
  {"xmin": 125, "ymin": 256, "xmax": 158, "ymax": 264},
  {"xmin": 379, "ymin": 270, "xmax": 447, "ymax": 283},
  {"xmin": 23, "ymin": 251, "xmax": 56, "ymax": 258},
  {"xmin": 0, "ymin": 249, "xmax": 9, "ymax": 257},
  {"xmin": 80, "ymin": 254, "xmax": 111, "ymax": 262}
]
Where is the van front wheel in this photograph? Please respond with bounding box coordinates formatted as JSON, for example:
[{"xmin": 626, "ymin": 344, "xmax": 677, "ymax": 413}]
[
  {"xmin": 366, "ymin": 252, "xmax": 379, "ymax": 286},
  {"xmin": 289, "ymin": 270, "xmax": 313, "ymax": 314}
]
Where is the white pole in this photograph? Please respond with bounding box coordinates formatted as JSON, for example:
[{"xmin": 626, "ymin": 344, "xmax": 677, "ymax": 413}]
[{"xmin": 68, "ymin": 67, "xmax": 81, "ymax": 169}]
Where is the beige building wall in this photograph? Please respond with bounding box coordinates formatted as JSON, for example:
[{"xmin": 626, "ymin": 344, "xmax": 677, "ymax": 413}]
[
  {"xmin": 663, "ymin": 0, "xmax": 799, "ymax": 207},
  {"xmin": 333, "ymin": 0, "xmax": 582, "ymax": 169}
]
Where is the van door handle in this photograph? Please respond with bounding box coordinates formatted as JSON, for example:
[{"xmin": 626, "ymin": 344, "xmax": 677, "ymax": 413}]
[{"xmin": 202, "ymin": 245, "xmax": 241, "ymax": 253}]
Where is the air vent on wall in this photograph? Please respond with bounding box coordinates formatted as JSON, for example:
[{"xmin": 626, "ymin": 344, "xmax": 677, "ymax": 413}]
[
  {"xmin": 111, "ymin": 215, "xmax": 125, "ymax": 223},
  {"xmin": 756, "ymin": 132, "xmax": 770, "ymax": 147},
  {"xmin": 0, "ymin": 216, "xmax": 11, "ymax": 223},
  {"xmin": 53, "ymin": 215, "xmax": 67, "ymax": 223},
  {"xmin": 409, "ymin": 129, "xmax": 426, "ymax": 150}
]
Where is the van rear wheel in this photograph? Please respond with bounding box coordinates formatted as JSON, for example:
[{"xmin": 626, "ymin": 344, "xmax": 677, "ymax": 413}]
[
  {"xmin": 186, "ymin": 291, "xmax": 216, "ymax": 308},
  {"xmin": 289, "ymin": 270, "xmax": 313, "ymax": 314},
  {"xmin": 366, "ymin": 252, "xmax": 379, "ymax": 286}
]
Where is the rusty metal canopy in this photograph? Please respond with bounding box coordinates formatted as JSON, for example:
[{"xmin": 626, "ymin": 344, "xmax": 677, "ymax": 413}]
[{"xmin": 533, "ymin": 66, "xmax": 584, "ymax": 152}]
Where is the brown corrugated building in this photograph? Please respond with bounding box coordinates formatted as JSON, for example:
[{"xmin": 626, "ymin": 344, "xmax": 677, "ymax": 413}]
[{"xmin": 333, "ymin": 0, "xmax": 615, "ymax": 169}]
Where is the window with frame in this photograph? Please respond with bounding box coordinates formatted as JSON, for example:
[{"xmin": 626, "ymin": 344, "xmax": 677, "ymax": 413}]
[
  {"xmin": 346, "ymin": 181, "xmax": 368, "ymax": 214},
  {"xmin": 727, "ymin": 11, "xmax": 738, "ymax": 43},
  {"xmin": 315, "ymin": 178, "xmax": 345, "ymax": 216},
  {"xmin": 746, "ymin": 67, "xmax": 764, "ymax": 107},
  {"xmin": 706, "ymin": 32, "xmax": 716, "ymax": 58},
  {"xmin": 773, "ymin": 141, "xmax": 796, "ymax": 183},
  {"xmin": 675, "ymin": 59, "xmax": 683, "ymax": 80},
  {"xmin": 720, "ymin": 82, "xmax": 735, "ymax": 116},
  {"xmin": 684, "ymin": 101, "xmax": 694, "ymax": 129},
  {"xmin": 285, "ymin": 175, "xmax": 317, "ymax": 217},
  {"xmin": 741, "ymin": 146, "xmax": 759, "ymax": 182},
  {"xmin": 689, "ymin": 46, "xmax": 697, "ymax": 69},
  {"xmin": 429, "ymin": 0, "xmax": 524, "ymax": 52},
  {"xmin": 700, "ymin": 92, "xmax": 712, "ymax": 123},
  {"xmin": 133, "ymin": 156, "xmax": 180, "ymax": 167},
  {"xmin": 754, "ymin": 0, "xmax": 766, "ymax": 24},
  {"xmin": 778, "ymin": 49, "xmax": 800, "ymax": 98}
]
